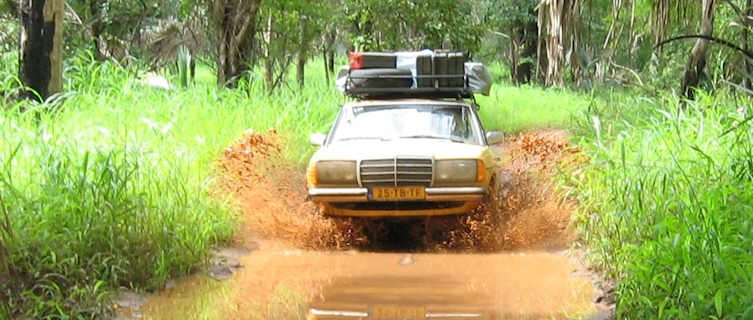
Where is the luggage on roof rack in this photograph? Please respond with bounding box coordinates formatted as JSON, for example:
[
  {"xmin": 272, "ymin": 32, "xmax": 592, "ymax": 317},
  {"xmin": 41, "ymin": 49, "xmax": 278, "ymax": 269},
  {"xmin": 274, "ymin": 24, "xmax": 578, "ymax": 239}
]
[{"xmin": 335, "ymin": 50, "xmax": 492, "ymax": 99}]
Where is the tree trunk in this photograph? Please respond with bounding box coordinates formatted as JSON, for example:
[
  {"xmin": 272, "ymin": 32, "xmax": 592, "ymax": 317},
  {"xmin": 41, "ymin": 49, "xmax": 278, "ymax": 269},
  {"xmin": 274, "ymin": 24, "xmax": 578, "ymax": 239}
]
[
  {"xmin": 263, "ymin": 13, "xmax": 274, "ymax": 89},
  {"xmin": 509, "ymin": 30, "xmax": 520, "ymax": 84},
  {"xmin": 296, "ymin": 52, "xmax": 305, "ymax": 89},
  {"xmin": 19, "ymin": 0, "xmax": 63, "ymax": 101},
  {"xmin": 326, "ymin": 49, "xmax": 335, "ymax": 74},
  {"xmin": 537, "ymin": 0, "xmax": 580, "ymax": 87},
  {"xmin": 89, "ymin": 0, "xmax": 103, "ymax": 61},
  {"xmin": 744, "ymin": 0, "xmax": 752, "ymax": 92},
  {"xmin": 324, "ymin": 30, "xmax": 336, "ymax": 75},
  {"xmin": 296, "ymin": 17, "xmax": 307, "ymax": 89},
  {"xmin": 599, "ymin": 0, "xmax": 623, "ymax": 82},
  {"xmin": 516, "ymin": 17, "xmax": 538, "ymax": 84},
  {"xmin": 681, "ymin": 0, "xmax": 715, "ymax": 100},
  {"xmin": 322, "ymin": 51, "xmax": 329, "ymax": 83},
  {"xmin": 213, "ymin": 0, "xmax": 261, "ymax": 88}
]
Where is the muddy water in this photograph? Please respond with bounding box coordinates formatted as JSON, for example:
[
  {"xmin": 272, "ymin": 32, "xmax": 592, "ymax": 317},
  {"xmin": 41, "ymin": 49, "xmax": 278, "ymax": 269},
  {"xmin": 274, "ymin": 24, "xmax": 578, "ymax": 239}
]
[
  {"xmin": 140, "ymin": 240, "xmax": 597, "ymax": 320},
  {"xmin": 127, "ymin": 130, "xmax": 604, "ymax": 320}
]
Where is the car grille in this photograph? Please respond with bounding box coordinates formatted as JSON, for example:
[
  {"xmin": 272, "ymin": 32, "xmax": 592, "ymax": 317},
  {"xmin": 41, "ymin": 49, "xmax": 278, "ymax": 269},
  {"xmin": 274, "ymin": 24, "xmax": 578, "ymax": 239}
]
[{"xmin": 360, "ymin": 158, "xmax": 433, "ymax": 187}]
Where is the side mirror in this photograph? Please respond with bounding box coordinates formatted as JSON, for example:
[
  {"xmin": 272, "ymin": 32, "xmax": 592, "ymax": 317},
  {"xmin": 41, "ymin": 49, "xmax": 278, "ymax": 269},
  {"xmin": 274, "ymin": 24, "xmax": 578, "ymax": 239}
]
[
  {"xmin": 309, "ymin": 133, "xmax": 326, "ymax": 146},
  {"xmin": 486, "ymin": 131, "xmax": 504, "ymax": 145}
]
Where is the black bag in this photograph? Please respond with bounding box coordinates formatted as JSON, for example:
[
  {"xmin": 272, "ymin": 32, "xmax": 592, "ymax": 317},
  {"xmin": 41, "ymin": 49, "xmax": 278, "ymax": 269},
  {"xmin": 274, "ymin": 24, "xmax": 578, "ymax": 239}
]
[{"xmin": 347, "ymin": 68, "xmax": 413, "ymax": 89}]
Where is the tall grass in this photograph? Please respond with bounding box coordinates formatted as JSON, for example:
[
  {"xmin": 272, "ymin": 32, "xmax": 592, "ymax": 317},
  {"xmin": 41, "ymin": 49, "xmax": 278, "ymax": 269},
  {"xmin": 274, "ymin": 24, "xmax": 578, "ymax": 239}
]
[{"xmin": 569, "ymin": 90, "xmax": 753, "ymax": 318}]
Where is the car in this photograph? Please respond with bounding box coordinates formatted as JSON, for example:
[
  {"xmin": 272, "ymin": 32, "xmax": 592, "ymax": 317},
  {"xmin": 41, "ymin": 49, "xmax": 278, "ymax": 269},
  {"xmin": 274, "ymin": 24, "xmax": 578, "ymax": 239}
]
[{"xmin": 306, "ymin": 98, "xmax": 504, "ymax": 217}]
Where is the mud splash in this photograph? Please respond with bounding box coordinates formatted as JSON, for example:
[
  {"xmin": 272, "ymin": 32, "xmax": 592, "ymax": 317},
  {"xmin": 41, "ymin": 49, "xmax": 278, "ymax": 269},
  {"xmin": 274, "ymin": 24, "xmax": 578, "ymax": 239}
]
[
  {"xmin": 217, "ymin": 130, "xmax": 369, "ymax": 249},
  {"xmin": 218, "ymin": 129, "xmax": 583, "ymax": 252},
  {"xmin": 438, "ymin": 129, "xmax": 583, "ymax": 251}
]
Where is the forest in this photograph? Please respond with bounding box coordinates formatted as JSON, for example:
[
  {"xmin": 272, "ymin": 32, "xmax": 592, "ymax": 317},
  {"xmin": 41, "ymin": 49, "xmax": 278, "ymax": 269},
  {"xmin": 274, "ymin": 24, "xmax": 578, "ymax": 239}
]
[{"xmin": 0, "ymin": 0, "xmax": 752, "ymax": 319}]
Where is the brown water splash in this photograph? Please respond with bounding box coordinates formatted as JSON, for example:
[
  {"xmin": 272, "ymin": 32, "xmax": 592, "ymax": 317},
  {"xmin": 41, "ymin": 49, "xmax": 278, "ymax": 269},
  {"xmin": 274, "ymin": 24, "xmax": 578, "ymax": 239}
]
[{"xmin": 217, "ymin": 129, "xmax": 583, "ymax": 252}]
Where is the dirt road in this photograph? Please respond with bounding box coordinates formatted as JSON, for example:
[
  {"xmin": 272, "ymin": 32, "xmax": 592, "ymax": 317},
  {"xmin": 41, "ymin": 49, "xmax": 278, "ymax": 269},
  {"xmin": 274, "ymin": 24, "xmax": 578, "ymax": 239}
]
[{"xmin": 116, "ymin": 130, "xmax": 611, "ymax": 320}]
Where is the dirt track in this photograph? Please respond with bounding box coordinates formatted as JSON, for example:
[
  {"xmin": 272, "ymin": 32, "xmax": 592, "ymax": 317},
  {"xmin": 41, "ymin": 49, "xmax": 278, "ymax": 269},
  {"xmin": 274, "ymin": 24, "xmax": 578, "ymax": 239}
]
[{"xmin": 118, "ymin": 130, "xmax": 612, "ymax": 320}]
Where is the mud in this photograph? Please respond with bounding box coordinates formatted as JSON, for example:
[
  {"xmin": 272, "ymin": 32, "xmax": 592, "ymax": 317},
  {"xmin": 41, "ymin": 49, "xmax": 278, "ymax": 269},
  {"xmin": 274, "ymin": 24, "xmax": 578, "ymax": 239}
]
[
  {"xmin": 118, "ymin": 129, "xmax": 609, "ymax": 320},
  {"xmin": 217, "ymin": 130, "xmax": 370, "ymax": 249}
]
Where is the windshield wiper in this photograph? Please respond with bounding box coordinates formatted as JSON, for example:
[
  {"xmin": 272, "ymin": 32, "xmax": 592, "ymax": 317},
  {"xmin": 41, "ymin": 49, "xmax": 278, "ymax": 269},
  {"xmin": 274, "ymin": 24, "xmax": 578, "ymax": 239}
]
[{"xmin": 399, "ymin": 135, "xmax": 465, "ymax": 143}]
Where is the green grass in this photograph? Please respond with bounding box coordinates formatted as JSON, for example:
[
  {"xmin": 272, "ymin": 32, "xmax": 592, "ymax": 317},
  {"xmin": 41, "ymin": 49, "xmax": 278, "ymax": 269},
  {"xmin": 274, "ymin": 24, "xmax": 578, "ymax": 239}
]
[
  {"xmin": 477, "ymin": 84, "xmax": 588, "ymax": 133},
  {"xmin": 567, "ymin": 90, "xmax": 753, "ymax": 318}
]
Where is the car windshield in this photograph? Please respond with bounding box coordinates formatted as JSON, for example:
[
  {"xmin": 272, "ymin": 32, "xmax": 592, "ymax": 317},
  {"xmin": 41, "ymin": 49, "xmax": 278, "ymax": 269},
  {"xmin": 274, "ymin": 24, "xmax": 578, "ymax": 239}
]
[{"xmin": 330, "ymin": 104, "xmax": 482, "ymax": 145}]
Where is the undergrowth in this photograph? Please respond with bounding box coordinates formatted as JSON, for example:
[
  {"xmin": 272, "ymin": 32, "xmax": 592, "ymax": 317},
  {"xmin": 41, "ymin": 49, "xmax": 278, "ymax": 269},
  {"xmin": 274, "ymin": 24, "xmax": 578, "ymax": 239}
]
[{"xmin": 569, "ymin": 90, "xmax": 753, "ymax": 318}]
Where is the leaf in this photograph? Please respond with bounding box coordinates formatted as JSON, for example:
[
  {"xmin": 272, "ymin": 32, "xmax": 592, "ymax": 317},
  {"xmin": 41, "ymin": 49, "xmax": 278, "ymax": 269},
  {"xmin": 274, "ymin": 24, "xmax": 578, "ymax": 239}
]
[{"xmin": 714, "ymin": 290, "xmax": 723, "ymax": 318}]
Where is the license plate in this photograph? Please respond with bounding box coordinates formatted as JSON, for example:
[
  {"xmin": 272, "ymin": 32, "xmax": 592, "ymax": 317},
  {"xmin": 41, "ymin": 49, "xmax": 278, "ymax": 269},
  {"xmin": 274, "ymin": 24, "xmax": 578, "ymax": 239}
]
[
  {"xmin": 372, "ymin": 186, "xmax": 425, "ymax": 201},
  {"xmin": 371, "ymin": 305, "xmax": 426, "ymax": 319}
]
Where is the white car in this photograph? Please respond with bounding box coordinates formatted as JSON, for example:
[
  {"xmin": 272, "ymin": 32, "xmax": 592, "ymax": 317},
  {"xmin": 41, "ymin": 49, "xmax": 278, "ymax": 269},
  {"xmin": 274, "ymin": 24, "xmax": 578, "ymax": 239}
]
[{"xmin": 306, "ymin": 99, "xmax": 503, "ymax": 217}]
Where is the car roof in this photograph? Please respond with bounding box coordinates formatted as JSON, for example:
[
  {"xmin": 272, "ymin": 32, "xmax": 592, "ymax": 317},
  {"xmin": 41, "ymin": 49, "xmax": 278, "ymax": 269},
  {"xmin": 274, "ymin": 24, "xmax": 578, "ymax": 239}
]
[{"xmin": 343, "ymin": 99, "xmax": 473, "ymax": 108}]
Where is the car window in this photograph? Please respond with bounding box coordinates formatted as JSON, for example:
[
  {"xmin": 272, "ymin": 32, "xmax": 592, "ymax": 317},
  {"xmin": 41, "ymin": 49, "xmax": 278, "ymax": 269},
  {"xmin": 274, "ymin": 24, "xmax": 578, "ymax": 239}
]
[{"xmin": 329, "ymin": 104, "xmax": 481, "ymax": 144}]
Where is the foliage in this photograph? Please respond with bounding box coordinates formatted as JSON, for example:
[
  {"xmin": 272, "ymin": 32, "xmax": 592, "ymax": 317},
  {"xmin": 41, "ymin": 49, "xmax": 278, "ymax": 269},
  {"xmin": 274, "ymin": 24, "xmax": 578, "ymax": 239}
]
[
  {"xmin": 257, "ymin": 0, "xmax": 334, "ymax": 89},
  {"xmin": 568, "ymin": 90, "xmax": 753, "ymax": 318},
  {"xmin": 0, "ymin": 9, "xmax": 16, "ymax": 54},
  {"xmin": 342, "ymin": 0, "xmax": 486, "ymax": 53}
]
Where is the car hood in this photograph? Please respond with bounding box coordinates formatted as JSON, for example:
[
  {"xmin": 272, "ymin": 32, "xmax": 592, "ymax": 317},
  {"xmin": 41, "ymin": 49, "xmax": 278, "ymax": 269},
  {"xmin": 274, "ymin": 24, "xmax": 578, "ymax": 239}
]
[{"xmin": 311, "ymin": 139, "xmax": 492, "ymax": 162}]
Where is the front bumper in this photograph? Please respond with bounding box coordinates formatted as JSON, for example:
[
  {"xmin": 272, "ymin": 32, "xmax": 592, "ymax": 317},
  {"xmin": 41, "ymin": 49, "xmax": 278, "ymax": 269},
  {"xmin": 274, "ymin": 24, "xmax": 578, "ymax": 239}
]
[
  {"xmin": 308, "ymin": 187, "xmax": 487, "ymax": 217},
  {"xmin": 309, "ymin": 187, "xmax": 486, "ymax": 202}
]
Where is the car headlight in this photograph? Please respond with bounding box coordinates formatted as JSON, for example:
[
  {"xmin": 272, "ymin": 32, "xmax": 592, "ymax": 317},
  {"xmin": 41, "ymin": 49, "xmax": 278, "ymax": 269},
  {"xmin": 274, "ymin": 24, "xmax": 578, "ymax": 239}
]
[
  {"xmin": 436, "ymin": 159, "xmax": 485, "ymax": 183},
  {"xmin": 315, "ymin": 161, "xmax": 357, "ymax": 185}
]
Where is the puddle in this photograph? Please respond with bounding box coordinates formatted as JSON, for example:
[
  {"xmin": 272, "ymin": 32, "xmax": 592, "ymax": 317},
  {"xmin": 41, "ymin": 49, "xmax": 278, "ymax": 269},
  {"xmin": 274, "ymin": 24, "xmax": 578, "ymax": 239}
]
[{"xmin": 131, "ymin": 241, "xmax": 600, "ymax": 319}]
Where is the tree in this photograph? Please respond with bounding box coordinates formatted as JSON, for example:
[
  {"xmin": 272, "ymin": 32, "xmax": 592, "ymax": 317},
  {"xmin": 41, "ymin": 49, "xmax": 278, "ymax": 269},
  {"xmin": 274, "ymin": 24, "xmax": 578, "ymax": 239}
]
[
  {"xmin": 342, "ymin": 0, "xmax": 485, "ymax": 52},
  {"xmin": 681, "ymin": 0, "xmax": 716, "ymax": 100},
  {"xmin": 493, "ymin": 0, "xmax": 538, "ymax": 84},
  {"xmin": 742, "ymin": 0, "xmax": 752, "ymax": 91},
  {"xmin": 537, "ymin": 0, "xmax": 582, "ymax": 87},
  {"xmin": 211, "ymin": 0, "xmax": 261, "ymax": 87},
  {"xmin": 19, "ymin": 0, "xmax": 64, "ymax": 101},
  {"xmin": 88, "ymin": 0, "xmax": 104, "ymax": 60}
]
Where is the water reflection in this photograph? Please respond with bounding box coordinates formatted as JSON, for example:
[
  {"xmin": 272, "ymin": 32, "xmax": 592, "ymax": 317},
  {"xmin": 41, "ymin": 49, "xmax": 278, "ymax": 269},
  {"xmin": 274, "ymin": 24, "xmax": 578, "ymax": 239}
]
[
  {"xmin": 138, "ymin": 247, "xmax": 597, "ymax": 320},
  {"xmin": 307, "ymin": 275, "xmax": 492, "ymax": 319}
]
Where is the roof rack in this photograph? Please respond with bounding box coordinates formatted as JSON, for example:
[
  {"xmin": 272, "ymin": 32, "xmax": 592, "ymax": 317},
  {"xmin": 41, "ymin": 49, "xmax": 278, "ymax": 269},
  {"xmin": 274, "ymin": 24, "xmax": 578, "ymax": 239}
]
[
  {"xmin": 343, "ymin": 72, "xmax": 473, "ymax": 99},
  {"xmin": 339, "ymin": 51, "xmax": 478, "ymax": 100}
]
